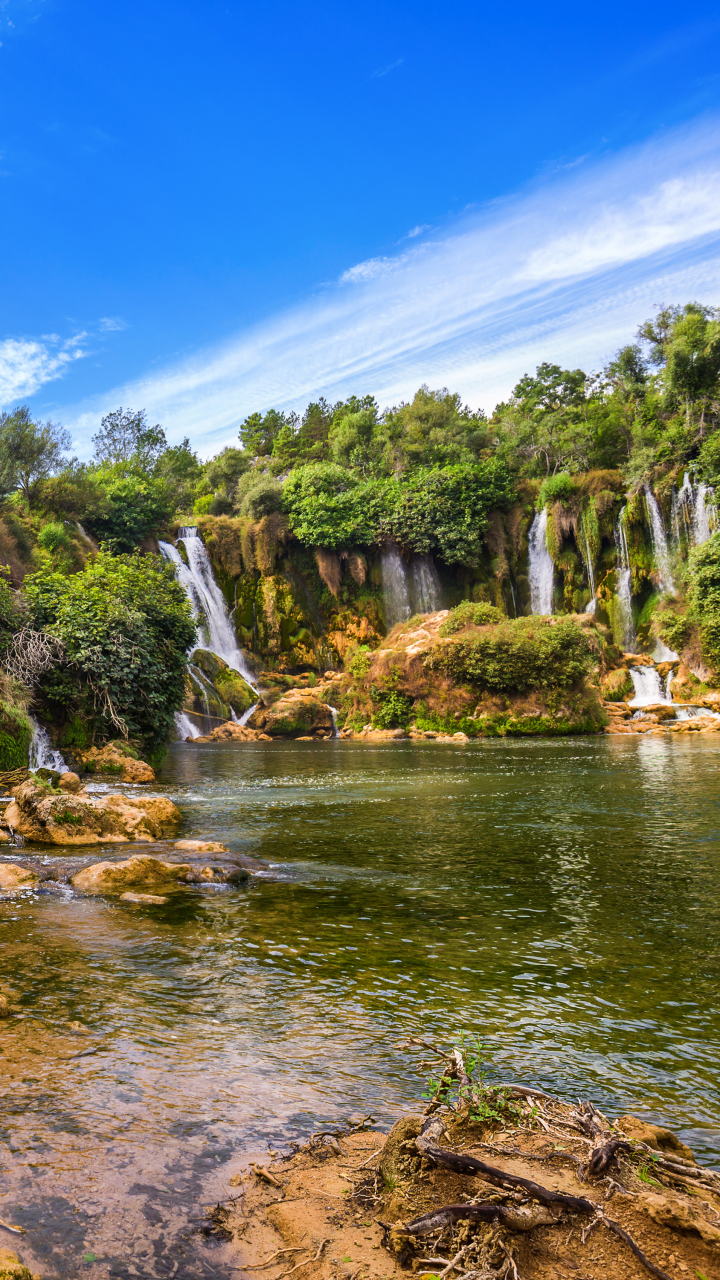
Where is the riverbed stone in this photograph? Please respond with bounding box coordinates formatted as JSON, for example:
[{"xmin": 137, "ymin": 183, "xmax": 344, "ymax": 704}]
[
  {"xmin": 120, "ymin": 891, "xmax": 170, "ymax": 904},
  {"xmin": 616, "ymin": 1114, "xmax": 696, "ymax": 1162},
  {"xmin": 0, "ymin": 863, "xmax": 38, "ymax": 890},
  {"xmin": 72, "ymin": 855, "xmax": 192, "ymax": 893}
]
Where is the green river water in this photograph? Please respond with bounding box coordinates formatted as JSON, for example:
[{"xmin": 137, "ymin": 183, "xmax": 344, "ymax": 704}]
[{"xmin": 1, "ymin": 735, "xmax": 719, "ymax": 1278}]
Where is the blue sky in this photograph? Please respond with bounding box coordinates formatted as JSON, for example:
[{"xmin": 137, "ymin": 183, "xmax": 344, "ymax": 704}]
[{"xmin": 2, "ymin": 0, "xmax": 720, "ymax": 456}]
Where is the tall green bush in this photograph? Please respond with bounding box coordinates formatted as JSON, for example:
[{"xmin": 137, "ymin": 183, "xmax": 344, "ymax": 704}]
[{"xmin": 426, "ymin": 617, "xmax": 593, "ymax": 692}]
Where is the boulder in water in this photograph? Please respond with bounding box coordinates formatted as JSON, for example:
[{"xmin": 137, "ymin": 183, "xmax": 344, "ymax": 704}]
[
  {"xmin": 0, "ymin": 863, "xmax": 38, "ymax": 890},
  {"xmin": 248, "ymin": 693, "xmax": 333, "ymax": 737},
  {"xmin": 81, "ymin": 743, "xmax": 155, "ymax": 783},
  {"xmin": 193, "ymin": 721, "xmax": 271, "ymax": 742},
  {"xmin": 58, "ymin": 771, "xmax": 83, "ymax": 793},
  {"xmin": 72, "ymin": 855, "xmax": 192, "ymax": 893},
  {"xmin": 5, "ymin": 780, "xmax": 182, "ymax": 845}
]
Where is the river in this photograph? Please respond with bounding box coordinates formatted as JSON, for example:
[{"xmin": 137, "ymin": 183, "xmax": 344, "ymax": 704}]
[{"xmin": 1, "ymin": 736, "xmax": 719, "ymax": 1278}]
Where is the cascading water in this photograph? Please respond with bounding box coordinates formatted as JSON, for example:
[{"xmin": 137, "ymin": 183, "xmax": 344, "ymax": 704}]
[
  {"xmin": 409, "ymin": 555, "xmax": 444, "ymax": 613},
  {"xmin": 613, "ymin": 507, "xmax": 635, "ymax": 651},
  {"xmin": 175, "ymin": 712, "xmax": 201, "ymax": 741},
  {"xmin": 381, "ymin": 542, "xmax": 412, "ymax": 628},
  {"xmin": 528, "ymin": 509, "xmax": 554, "ymax": 615},
  {"xmin": 628, "ymin": 666, "xmax": 671, "ymax": 707},
  {"xmin": 159, "ymin": 534, "xmax": 257, "ymax": 690},
  {"xmin": 581, "ymin": 527, "xmax": 596, "ymax": 613},
  {"xmin": 28, "ymin": 718, "xmax": 68, "ymax": 772},
  {"xmin": 671, "ymin": 472, "xmax": 718, "ymax": 546},
  {"xmin": 644, "ymin": 486, "xmax": 675, "ymax": 593}
]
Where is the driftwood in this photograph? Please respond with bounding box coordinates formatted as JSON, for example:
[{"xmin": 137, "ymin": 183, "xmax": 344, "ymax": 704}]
[{"xmin": 403, "ymin": 1202, "xmax": 557, "ymax": 1235}]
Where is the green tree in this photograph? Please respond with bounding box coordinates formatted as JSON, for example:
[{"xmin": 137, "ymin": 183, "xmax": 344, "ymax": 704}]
[
  {"xmin": 239, "ymin": 408, "xmax": 293, "ymax": 457},
  {"xmin": 92, "ymin": 407, "xmax": 167, "ymax": 467},
  {"xmin": 0, "ymin": 406, "xmax": 71, "ymax": 506},
  {"xmin": 84, "ymin": 470, "xmax": 176, "ymax": 553},
  {"xmin": 25, "ymin": 552, "xmax": 196, "ymax": 755}
]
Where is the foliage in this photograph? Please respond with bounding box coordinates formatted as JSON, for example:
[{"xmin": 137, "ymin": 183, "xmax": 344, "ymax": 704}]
[
  {"xmin": 421, "ymin": 1035, "xmax": 522, "ymax": 1124},
  {"xmin": 83, "ymin": 469, "xmax": 177, "ymax": 553},
  {"xmin": 439, "ymin": 601, "xmax": 503, "ymax": 635},
  {"xmin": 0, "ymin": 700, "xmax": 32, "ymax": 770},
  {"xmin": 688, "ymin": 533, "xmax": 720, "ymax": 674},
  {"xmin": 426, "ymin": 617, "xmax": 593, "ymax": 691},
  {"xmin": 371, "ymin": 689, "xmax": 412, "ymax": 729},
  {"xmin": 0, "ymin": 407, "xmax": 71, "ymax": 506},
  {"xmin": 92, "ymin": 407, "xmax": 167, "ymax": 467},
  {"xmin": 0, "ymin": 572, "xmax": 24, "ymax": 657},
  {"xmin": 539, "ymin": 472, "xmax": 574, "ymax": 506},
  {"xmin": 25, "ymin": 551, "xmax": 196, "ymax": 754}
]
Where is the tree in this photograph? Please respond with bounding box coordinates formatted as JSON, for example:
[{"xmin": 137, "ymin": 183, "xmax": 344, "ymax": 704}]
[
  {"xmin": 25, "ymin": 551, "xmax": 196, "ymax": 755},
  {"xmin": 83, "ymin": 472, "xmax": 177, "ymax": 553},
  {"xmin": 92, "ymin": 408, "xmax": 167, "ymax": 467},
  {"xmin": 239, "ymin": 408, "xmax": 291, "ymax": 457},
  {"xmin": 0, "ymin": 406, "xmax": 71, "ymax": 505}
]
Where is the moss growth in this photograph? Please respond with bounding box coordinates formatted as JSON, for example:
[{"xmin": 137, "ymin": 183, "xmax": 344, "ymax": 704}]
[
  {"xmin": 439, "ymin": 601, "xmax": 503, "ymax": 635},
  {"xmin": 0, "ymin": 703, "xmax": 32, "ymax": 770}
]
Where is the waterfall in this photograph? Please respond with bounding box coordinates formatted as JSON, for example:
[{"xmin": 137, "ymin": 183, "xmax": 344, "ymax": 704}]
[
  {"xmin": 644, "ymin": 487, "xmax": 675, "ymax": 592},
  {"xmin": 410, "ymin": 555, "xmax": 444, "ymax": 613},
  {"xmin": 528, "ymin": 510, "xmax": 554, "ymax": 615},
  {"xmin": 325, "ymin": 704, "xmax": 340, "ymax": 738},
  {"xmin": 581, "ymin": 527, "xmax": 596, "ymax": 612},
  {"xmin": 381, "ymin": 543, "xmax": 412, "ymax": 628},
  {"xmin": 29, "ymin": 718, "xmax": 68, "ymax": 773},
  {"xmin": 628, "ymin": 666, "xmax": 671, "ymax": 707},
  {"xmin": 239, "ymin": 702, "xmax": 259, "ymax": 727},
  {"xmin": 175, "ymin": 712, "xmax": 201, "ymax": 741},
  {"xmin": 159, "ymin": 533, "xmax": 258, "ymax": 691},
  {"xmin": 671, "ymin": 472, "xmax": 717, "ymax": 546},
  {"xmin": 613, "ymin": 508, "xmax": 635, "ymax": 652}
]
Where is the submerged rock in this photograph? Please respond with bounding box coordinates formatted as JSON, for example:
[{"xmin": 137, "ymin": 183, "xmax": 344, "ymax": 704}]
[
  {"xmin": 174, "ymin": 839, "xmax": 229, "ymax": 853},
  {"xmin": 6, "ymin": 780, "xmax": 182, "ymax": 845},
  {"xmin": 120, "ymin": 891, "xmax": 170, "ymax": 904},
  {"xmin": 72, "ymin": 855, "xmax": 191, "ymax": 893}
]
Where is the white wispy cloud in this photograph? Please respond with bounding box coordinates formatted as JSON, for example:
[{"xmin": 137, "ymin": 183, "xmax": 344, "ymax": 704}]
[
  {"xmin": 99, "ymin": 316, "xmax": 129, "ymax": 332},
  {"xmin": 37, "ymin": 114, "xmax": 720, "ymax": 456},
  {"xmin": 0, "ymin": 333, "xmax": 87, "ymax": 405},
  {"xmin": 371, "ymin": 57, "xmax": 404, "ymax": 79}
]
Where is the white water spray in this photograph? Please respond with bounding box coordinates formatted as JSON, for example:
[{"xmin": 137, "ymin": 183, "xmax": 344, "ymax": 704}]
[
  {"xmin": 410, "ymin": 556, "xmax": 444, "ymax": 613},
  {"xmin": 644, "ymin": 487, "xmax": 675, "ymax": 593},
  {"xmin": 628, "ymin": 667, "xmax": 671, "ymax": 707},
  {"xmin": 381, "ymin": 543, "xmax": 412, "ymax": 628},
  {"xmin": 28, "ymin": 718, "xmax": 68, "ymax": 772},
  {"xmin": 671, "ymin": 472, "xmax": 718, "ymax": 547},
  {"xmin": 528, "ymin": 510, "xmax": 554, "ymax": 614},
  {"xmin": 175, "ymin": 712, "xmax": 201, "ymax": 740},
  {"xmin": 614, "ymin": 508, "xmax": 635, "ymax": 651}
]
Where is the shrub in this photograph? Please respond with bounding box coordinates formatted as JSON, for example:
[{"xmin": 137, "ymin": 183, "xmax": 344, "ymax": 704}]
[
  {"xmin": 426, "ymin": 617, "xmax": 593, "ymax": 692},
  {"xmin": 439, "ymin": 601, "xmax": 503, "ymax": 635},
  {"xmin": 372, "ymin": 690, "xmax": 412, "ymax": 729},
  {"xmin": 38, "ymin": 521, "xmax": 70, "ymax": 553},
  {"xmin": 538, "ymin": 473, "xmax": 574, "ymax": 507},
  {"xmin": 688, "ymin": 532, "xmax": 720, "ymax": 674}
]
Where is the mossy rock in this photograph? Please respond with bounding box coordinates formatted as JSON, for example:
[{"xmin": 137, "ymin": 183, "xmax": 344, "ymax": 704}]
[
  {"xmin": 0, "ymin": 1249, "xmax": 32, "ymax": 1280},
  {"xmin": 191, "ymin": 649, "xmax": 228, "ymax": 682},
  {"xmin": 0, "ymin": 704, "xmax": 32, "ymax": 771},
  {"xmin": 601, "ymin": 667, "xmax": 633, "ymax": 701},
  {"xmin": 214, "ymin": 668, "xmax": 255, "ymax": 716}
]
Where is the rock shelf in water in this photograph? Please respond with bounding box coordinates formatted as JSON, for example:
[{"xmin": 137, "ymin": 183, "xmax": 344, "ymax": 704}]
[{"xmin": 4, "ymin": 778, "xmax": 182, "ymax": 845}]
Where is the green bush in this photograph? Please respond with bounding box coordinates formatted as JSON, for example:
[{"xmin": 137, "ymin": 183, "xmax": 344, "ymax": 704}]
[
  {"xmin": 25, "ymin": 551, "xmax": 196, "ymax": 755},
  {"xmin": 688, "ymin": 533, "xmax": 720, "ymax": 674},
  {"xmin": 38, "ymin": 521, "xmax": 70, "ymax": 552},
  {"xmin": 439, "ymin": 601, "xmax": 503, "ymax": 635},
  {"xmin": 372, "ymin": 690, "xmax": 412, "ymax": 729},
  {"xmin": 0, "ymin": 703, "xmax": 32, "ymax": 769},
  {"xmin": 426, "ymin": 617, "xmax": 593, "ymax": 692},
  {"xmin": 348, "ymin": 646, "xmax": 372, "ymax": 678},
  {"xmin": 538, "ymin": 473, "xmax": 575, "ymax": 506}
]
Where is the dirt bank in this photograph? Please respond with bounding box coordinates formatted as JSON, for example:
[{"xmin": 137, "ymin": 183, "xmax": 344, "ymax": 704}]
[{"xmin": 216, "ymin": 1067, "xmax": 720, "ymax": 1280}]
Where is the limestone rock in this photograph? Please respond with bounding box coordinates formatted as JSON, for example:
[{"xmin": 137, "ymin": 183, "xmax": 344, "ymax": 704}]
[
  {"xmin": 174, "ymin": 839, "xmax": 229, "ymax": 853},
  {"xmin": 640, "ymin": 1191, "xmax": 720, "ymax": 1244},
  {"xmin": 72, "ymin": 855, "xmax": 192, "ymax": 893},
  {"xmin": 194, "ymin": 722, "xmax": 271, "ymax": 743},
  {"xmin": 120, "ymin": 891, "xmax": 169, "ymax": 904},
  {"xmin": 248, "ymin": 694, "xmax": 333, "ymax": 738},
  {"xmin": 0, "ymin": 1249, "xmax": 32, "ymax": 1280},
  {"xmin": 81, "ymin": 743, "xmax": 155, "ymax": 783},
  {"xmin": 58, "ymin": 772, "xmax": 83, "ymax": 793},
  {"xmin": 0, "ymin": 863, "xmax": 38, "ymax": 890},
  {"xmin": 616, "ymin": 1114, "xmax": 696, "ymax": 1162},
  {"xmin": 6, "ymin": 781, "xmax": 182, "ymax": 845}
]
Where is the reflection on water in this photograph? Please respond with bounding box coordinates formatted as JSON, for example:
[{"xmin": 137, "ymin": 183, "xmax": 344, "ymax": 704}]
[{"xmin": 1, "ymin": 736, "xmax": 720, "ymax": 1278}]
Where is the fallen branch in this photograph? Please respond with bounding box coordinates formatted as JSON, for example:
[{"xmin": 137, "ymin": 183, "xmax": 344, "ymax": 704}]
[{"xmin": 402, "ymin": 1202, "xmax": 557, "ymax": 1235}]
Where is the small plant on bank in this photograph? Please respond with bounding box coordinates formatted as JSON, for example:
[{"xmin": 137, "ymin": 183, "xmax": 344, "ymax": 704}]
[{"xmin": 421, "ymin": 1034, "xmax": 523, "ymax": 1125}]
